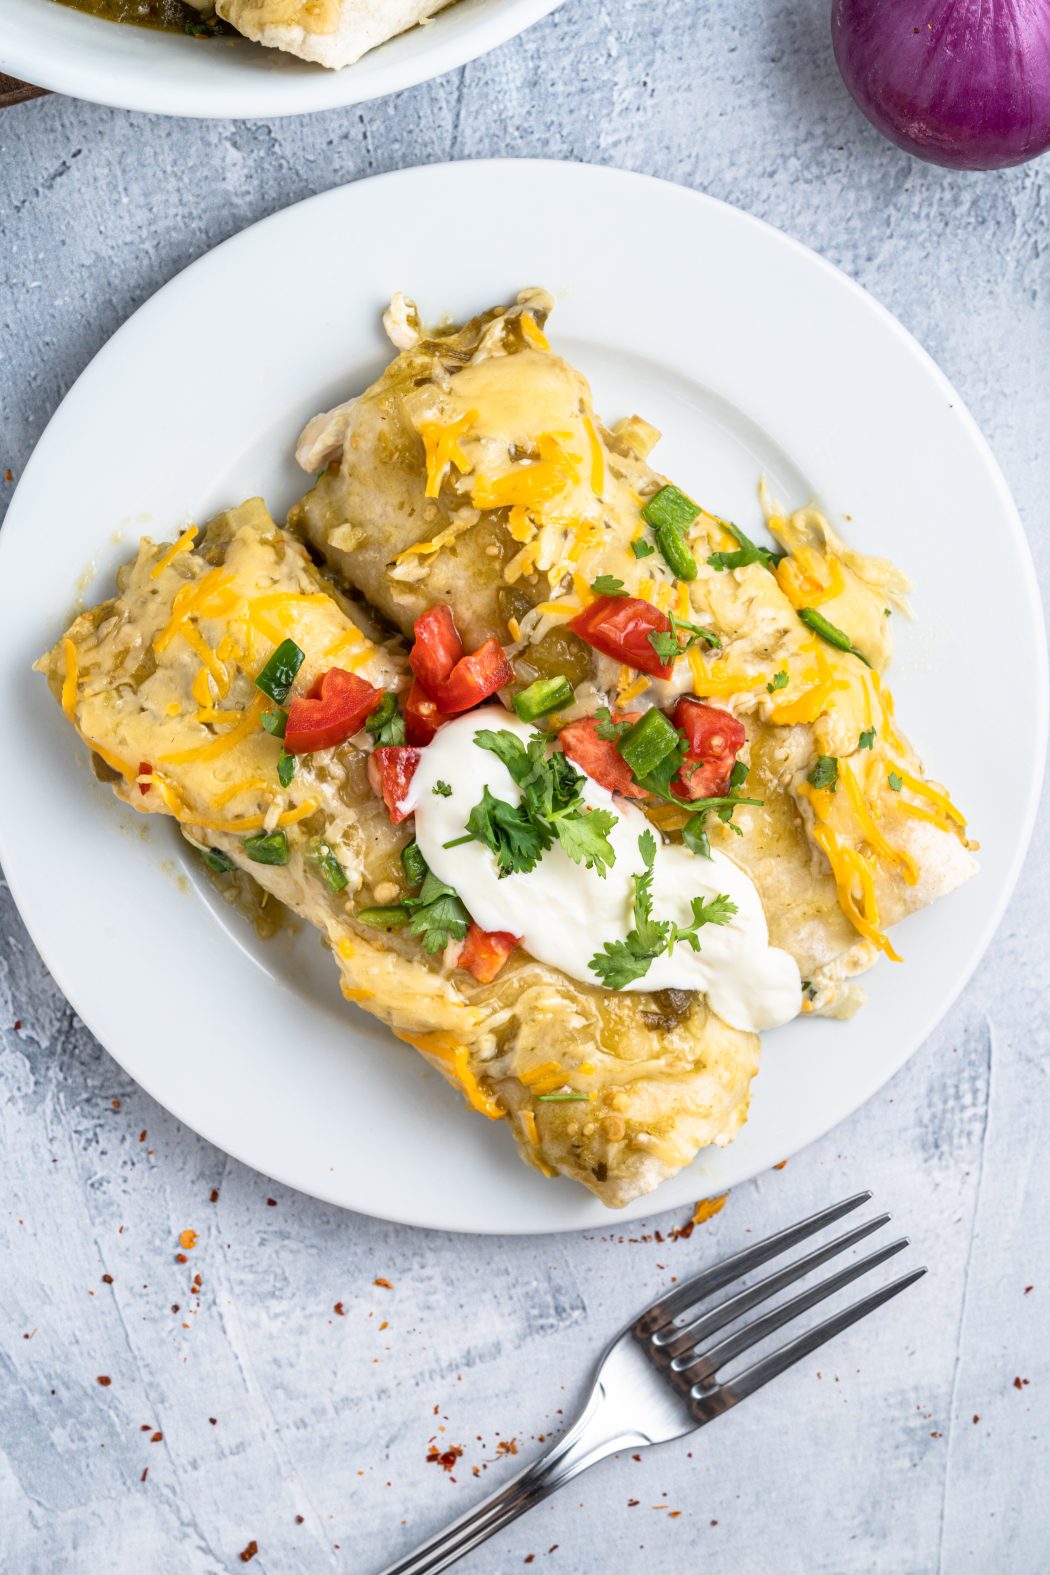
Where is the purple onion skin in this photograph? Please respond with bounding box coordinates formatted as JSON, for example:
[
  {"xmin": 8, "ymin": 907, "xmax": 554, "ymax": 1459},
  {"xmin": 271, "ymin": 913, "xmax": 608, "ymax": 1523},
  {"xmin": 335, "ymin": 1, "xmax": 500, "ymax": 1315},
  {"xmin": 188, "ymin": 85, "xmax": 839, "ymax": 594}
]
[{"xmin": 832, "ymin": 0, "xmax": 1050, "ymax": 170}]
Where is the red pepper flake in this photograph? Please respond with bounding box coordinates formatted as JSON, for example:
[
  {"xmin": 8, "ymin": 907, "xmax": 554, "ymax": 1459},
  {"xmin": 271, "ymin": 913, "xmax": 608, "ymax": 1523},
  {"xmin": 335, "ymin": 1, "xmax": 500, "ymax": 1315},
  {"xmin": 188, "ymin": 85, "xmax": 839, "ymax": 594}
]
[
  {"xmin": 295, "ymin": 1515, "xmax": 304, "ymax": 1525},
  {"xmin": 426, "ymin": 1444, "xmax": 463, "ymax": 1473},
  {"xmin": 140, "ymin": 1467, "xmax": 149, "ymax": 1483},
  {"xmin": 266, "ymin": 1198, "xmax": 277, "ymax": 1207},
  {"xmin": 137, "ymin": 763, "xmax": 152, "ymax": 797},
  {"xmin": 13, "ymin": 1019, "xmax": 22, "ymax": 1031},
  {"xmin": 524, "ymin": 1558, "xmax": 535, "ymax": 1566},
  {"xmin": 374, "ymin": 1277, "xmax": 393, "ymax": 1290},
  {"xmin": 772, "ymin": 1159, "xmax": 788, "ymax": 1170},
  {"xmin": 379, "ymin": 1320, "xmax": 388, "ymax": 1331},
  {"xmin": 111, "ymin": 1098, "xmax": 122, "ymax": 1109},
  {"xmin": 1013, "ymin": 1376, "xmax": 1030, "ymax": 1389},
  {"xmin": 333, "ymin": 1302, "xmax": 345, "ymax": 1316},
  {"xmin": 96, "ymin": 1376, "xmax": 111, "ymax": 1387},
  {"xmin": 239, "ymin": 1541, "xmax": 258, "ymax": 1564},
  {"xmin": 973, "ymin": 1414, "xmax": 980, "ymax": 1423},
  {"xmin": 497, "ymin": 1440, "xmax": 518, "ymax": 1456},
  {"xmin": 178, "ymin": 1229, "xmax": 197, "ymax": 1250},
  {"xmin": 627, "ymin": 1498, "xmax": 639, "ymax": 1508},
  {"xmin": 138, "ymin": 1129, "xmax": 147, "ymax": 1142},
  {"xmin": 102, "ymin": 1273, "xmax": 113, "ymax": 1285},
  {"xmin": 4, "ymin": 469, "xmax": 13, "ymax": 483},
  {"xmin": 548, "ymin": 1547, "xmax": 558, "ymax": 1555},
  {"xmin": 930, "ymin": 1430, "xmax": 942, "ymax": 1438},
  {"xmin": 668, "ymin": 1510, "xmax": 682, "ymax": 1518},
  {"xmin": 209, "ymin": 1189, "xmax": 219, "ymax": 1203},
  {"xmin": 209, "ymin": 1417, "xmax": 217, "ymax": 1425},
  {"xmin": 150, "ymin": 1431, "xmax": 163, "ymax": 1443},
  {"xmin": 1024, "ymin": 1285, "xmax": 1034, "ymax": 1295}
]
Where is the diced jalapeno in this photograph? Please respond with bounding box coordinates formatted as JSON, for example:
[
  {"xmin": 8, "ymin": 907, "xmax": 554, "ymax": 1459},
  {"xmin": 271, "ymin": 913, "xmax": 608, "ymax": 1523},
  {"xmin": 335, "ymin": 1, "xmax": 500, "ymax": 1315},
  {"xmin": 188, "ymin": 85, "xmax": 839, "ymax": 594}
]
[
  {"xmin": 356, "ymin": 904, "xmax": 411, "ymax": 928},
  {"xmin": 642, "ymin": 484, "xmax": 700, "ymax": 532},
  {"xmin": 512, "ymin": 676, "xmax": 575, "ymax": 723},
  {"xmin": 401, "ymin": 840, "xmax": 428, "ymax": 886},
  {"xmin": 617, "ymin": 708, "xmax": 681, "ymax": 780},
  {"xmin": 200, "ymin": 847, "xmax": 235, "ymax": 874},
  {"xmin": 654, "ymin": 523, "xmax": 698, "ymax": 581},
  {"xmin": 243, "ymin": 829, "xmax": 289, "ymax": 866},
  {"xmin": 255, "ymin": 639, "xmax": 304, "ymax": 705}
]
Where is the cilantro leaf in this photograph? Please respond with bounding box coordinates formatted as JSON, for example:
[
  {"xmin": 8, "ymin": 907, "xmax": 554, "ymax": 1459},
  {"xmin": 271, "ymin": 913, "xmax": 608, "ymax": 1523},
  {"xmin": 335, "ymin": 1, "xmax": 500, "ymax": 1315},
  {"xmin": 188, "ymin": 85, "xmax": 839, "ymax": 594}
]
[
  {"xmin": 807, "ymin": 755, "xmax": 839, "ymax": 792},
  {"xmin": 465, "ymin": 786, "xmax": 548, "ymax": 877},
  {"xmin": 404, "ymin": 870, "xmax": 470, "ymax": 955},
  {"xmin": 647, "ymin": 629, "xmax": 680, "ymax": 665},
  {"xmin": 591, "ymin": 574, "xmax": 627, "ymax": 597},
  {"xmin": 707, "ymin": 521, "xmax": 784, "ymax": 574},
  {"xmin": 277, "ymin": 748, "xmax": 296, "ymax": 788},
  {"xmin": 767, "ymin": 670, "xmax": 789, "ymax": 693},
  {"xmin": 594, "ymin": 706, "xmax": 630, "ymax": 743},
  {"xmin": 631, "ymin": 538, "xmax": 656, "ymax": 560},
  {"xmin": 552, "ymin": 805, "xmax": 619, "ymax": 878},
  {"xmin": 888, "ymin": 771, "xmax": 903, "ymax": 792},
  {"xmin": 432, "ymin": 779, "xmax": 453, "ymax": 797},
  {"xmin": 858, "ymin": 728, "xmax": 876, "ymax": 751}
]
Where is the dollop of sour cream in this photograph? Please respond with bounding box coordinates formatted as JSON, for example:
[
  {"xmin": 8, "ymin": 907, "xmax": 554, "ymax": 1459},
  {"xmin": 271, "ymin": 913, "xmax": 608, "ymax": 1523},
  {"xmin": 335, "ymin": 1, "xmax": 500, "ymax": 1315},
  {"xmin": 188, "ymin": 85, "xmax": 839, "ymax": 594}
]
[{"xmin": 403, "ymin": 708, "xmax": 800, "ymax": 1034}]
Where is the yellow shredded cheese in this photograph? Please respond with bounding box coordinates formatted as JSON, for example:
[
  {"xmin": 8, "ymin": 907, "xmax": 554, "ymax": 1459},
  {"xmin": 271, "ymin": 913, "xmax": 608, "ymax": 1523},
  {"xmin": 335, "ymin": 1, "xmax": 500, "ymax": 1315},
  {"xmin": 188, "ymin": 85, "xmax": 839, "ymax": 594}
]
[
  {"xmin": 687, "ymin": 647, "xmax": 766, "ymax": 697},
  {"xmin": 153, "ymin": 569, "xmax": 236, "ymax": 654},
  {"xmin": 520, "ymin": 313, "xmax": 550, "ymax": 351},
  {"xmin": 419, "ymin": 409, "xmax": 477, "ymax": 498},
  {"xmin": 472, "ymin": 433, "xmax": 581, "ymax": 513},
  {"xmin": 583, "ymin": 415, "xmax": 604, "ymax": 497},
  {"xmin": 158, "ymin": 693, "xmax": 264, "ymax": 765},
  {"xmin": 61, "ymin": 639, "xmax": 78, "ymax": 720},
  {"xmin": 395, "ymin": 1030, "xmax": 504, "ymax": 1120},
  {"xmin": 839, "ymin": 759, "xmax": 918, "ymax": 886},
  {"xmin": 149, "ymin": 525, "xmax": 198, "ymax": 581}
]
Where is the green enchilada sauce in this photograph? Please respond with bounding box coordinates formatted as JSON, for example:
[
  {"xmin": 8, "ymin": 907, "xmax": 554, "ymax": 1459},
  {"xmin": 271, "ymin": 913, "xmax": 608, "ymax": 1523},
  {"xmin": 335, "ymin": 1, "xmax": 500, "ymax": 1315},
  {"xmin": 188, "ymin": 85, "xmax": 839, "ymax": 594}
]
[{"xmin": 49, "ymin": 0, "xmax": 232, "ymax": 35}]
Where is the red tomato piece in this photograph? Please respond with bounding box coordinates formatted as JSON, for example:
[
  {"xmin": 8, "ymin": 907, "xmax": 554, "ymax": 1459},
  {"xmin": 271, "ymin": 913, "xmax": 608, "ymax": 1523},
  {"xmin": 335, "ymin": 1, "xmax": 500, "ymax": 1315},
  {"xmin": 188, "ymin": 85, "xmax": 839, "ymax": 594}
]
[
  {"xmin": 558, "ymin": 718, "xmax": 648, "ymax": 799},
  {"xmin": 408, "ymin": 605, "xmax": 463, "ymax": 694},
  {"xmin": 137, "ymin": 761, "xmax": 152, "ymax": 796},
  {"xmin": 403, "ymin": 679, "xmax": 450, "ymax": 746},
  {"xmin": 567, "ymin": 596, "xmax": 675, "ymax": 679},
  {"xmin": 367, "ymin": 746, "xmax": 422, "ymax": 823},
  {"xmin": 459, "ymin": 922, "xmax": 520, "ymax": 984},
  {"xmin": 409, "ymin": 605, "xmax": 512, "ymax": 713},
  {"xmin": 284, "ymin": 668, "xmax": 383, "ymax": 754},
  {"xmin": 671, "ymin": 698, "xmax": 746, "ymax": 800},
  {"xmin": 435, "ymin": 637, "xmax": 513, "ymax": 713}
]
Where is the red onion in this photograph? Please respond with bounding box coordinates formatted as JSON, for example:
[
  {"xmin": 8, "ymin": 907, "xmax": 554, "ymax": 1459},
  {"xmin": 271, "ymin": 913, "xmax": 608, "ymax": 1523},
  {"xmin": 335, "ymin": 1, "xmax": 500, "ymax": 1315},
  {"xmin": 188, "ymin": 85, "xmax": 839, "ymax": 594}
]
[{"xmin": 832, "ymin": 0, "xmax": 1050, "ymax": 170}]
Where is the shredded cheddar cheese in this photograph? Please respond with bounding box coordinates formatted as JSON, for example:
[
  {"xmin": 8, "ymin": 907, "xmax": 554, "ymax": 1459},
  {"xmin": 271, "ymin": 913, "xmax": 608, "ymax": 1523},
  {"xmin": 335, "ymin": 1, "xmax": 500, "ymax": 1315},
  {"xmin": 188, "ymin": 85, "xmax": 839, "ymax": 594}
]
[
  {"xmin": 687, "ymin": 647, "xmax": 765, "ymax": 698},
  {"xmin": 395, "ymin": 1030, "xmax": 504, "ymax": 1120},
  {"xmin": 157, "ymin": 693, "xmax": 264, "ymax": 766},
  {"xmin": 801, "ymin": 782, "xmax": 902, "ymax": 962},
  {"xmin": 61, "ymin": 639, "xmax": 78, "ymax": 720},
  {"xmin": 775, "ymin": 549, "xmax": 845, "ymax": 609},
  {"xmin": 472, "ymin": 433, "xmax": 581, "ymax": 514},
  {"xmin": 839, "ymin": 759, "xmax": 918, "ymax": 885},
  {"xmin": 153, "ymin": 569, "xmax": 236, "ymax": 654},
  {"xmin": 150, "ymin": 525, "xmax": 198, "ymax": 580},
  {"xmin": 520, "ymin": 313, "xmax": 550, "ymax": 352},
  {"xmin": 583, "ymin": 415, "xmax": 604, "ymax": 497},
  {"xmin": 419, "ymin": 409, "xmax": 477, "ymax": 498}
]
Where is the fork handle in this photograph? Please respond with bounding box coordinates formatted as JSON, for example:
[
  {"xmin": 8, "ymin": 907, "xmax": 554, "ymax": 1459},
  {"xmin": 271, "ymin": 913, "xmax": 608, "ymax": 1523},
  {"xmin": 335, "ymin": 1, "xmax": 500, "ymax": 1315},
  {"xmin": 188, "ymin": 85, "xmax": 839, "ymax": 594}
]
[{"xmin": 376, "ymin": 1383, "xmax": 640, "ymax": 1575}]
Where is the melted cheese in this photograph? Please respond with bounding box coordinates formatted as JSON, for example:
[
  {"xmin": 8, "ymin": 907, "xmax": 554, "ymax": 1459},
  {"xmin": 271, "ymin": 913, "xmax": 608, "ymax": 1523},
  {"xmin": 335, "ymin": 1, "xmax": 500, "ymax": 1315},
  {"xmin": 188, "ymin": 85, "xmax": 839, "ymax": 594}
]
[
  {"xmin": 149, "ymin": 525, "xmax": 198, "ymax": 580},
  {"xmin": 157, "ymin": 693, "xmax": 264, "ymax": 765},
  {"xmin": 61, "ymin": 639, "xmax": 78, "ymax": 720},
  {"xmin": 419, "ymin": 409, "xmax": 477, "ymax": 498}
]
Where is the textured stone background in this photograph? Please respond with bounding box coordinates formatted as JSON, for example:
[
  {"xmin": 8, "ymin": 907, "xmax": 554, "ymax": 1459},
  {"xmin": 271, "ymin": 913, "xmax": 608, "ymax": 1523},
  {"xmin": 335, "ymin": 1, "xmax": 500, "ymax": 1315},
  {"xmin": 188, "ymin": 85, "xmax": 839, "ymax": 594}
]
[{"xmin": 1, "ymin": 1, "xmax": 1049, "ymax": 1571}]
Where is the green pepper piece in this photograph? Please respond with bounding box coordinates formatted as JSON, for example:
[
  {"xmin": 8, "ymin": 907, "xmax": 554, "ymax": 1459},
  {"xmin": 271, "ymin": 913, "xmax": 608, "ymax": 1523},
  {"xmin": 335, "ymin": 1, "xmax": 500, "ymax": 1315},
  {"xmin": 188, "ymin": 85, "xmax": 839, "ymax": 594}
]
[
  {"xmin": 617, "ymin": 708, "xmax": 681, "ymax": 780},
  {"xmin": 356, "ymin": 904, "xmax": 412, "ymax": 928},
  {"xmin": 243, "ymin": 830, "xmax": 289, "ymax": 866},
  {"xmin": 654, "ymin": 522, "xmax": 698, "ymax": 581},
  {"xmin": 642, "ymin": 484, "xmax": 700, "ymax": 532},
  {"xmin": 255, "ymin": 639, "xmax": 304, "ymax": 705},
  {"xmin": 512, "ymin": 676, "xmax": 575, "ymax": 723}
]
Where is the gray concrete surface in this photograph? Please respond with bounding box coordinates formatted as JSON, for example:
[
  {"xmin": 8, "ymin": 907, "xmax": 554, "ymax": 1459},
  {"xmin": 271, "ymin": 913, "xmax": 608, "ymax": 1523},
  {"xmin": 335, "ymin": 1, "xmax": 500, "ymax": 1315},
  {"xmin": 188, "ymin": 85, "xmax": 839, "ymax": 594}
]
[{"xmin": 1, "ymin": 1, "xmax": 1049, "ymax": 1570}]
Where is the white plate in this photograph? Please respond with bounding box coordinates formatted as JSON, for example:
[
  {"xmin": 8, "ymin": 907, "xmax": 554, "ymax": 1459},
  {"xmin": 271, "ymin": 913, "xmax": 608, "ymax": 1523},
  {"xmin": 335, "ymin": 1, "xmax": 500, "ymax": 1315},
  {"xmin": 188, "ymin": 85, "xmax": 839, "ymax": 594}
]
[
  {"xmin": 0, "ymin": 0, "xmax": 560, "ymax": 119},
  {"xmin": 0, "ymin": 161, "xmax": 1043, "ymax": 1234}
]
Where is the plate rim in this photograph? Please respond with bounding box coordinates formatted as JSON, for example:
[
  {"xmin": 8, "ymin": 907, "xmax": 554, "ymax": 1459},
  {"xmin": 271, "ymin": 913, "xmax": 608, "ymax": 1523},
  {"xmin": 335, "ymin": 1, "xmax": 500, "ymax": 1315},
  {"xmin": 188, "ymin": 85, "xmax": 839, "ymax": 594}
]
[
  {"xmin": 0, "ymin": 0, "xmax": 563, "ymax": 119},
  {"xmin": 1, "ymin": 158, "xmax": 1046, "ymax": 1234}
]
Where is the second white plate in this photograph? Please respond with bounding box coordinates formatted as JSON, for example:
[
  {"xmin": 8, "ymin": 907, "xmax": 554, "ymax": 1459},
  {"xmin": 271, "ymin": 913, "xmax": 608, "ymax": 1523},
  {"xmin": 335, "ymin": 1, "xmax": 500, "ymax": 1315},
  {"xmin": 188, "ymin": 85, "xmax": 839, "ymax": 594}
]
[{"xmin": 0, "ymin": 161, "xmax": 1043, "ymax": 1233}]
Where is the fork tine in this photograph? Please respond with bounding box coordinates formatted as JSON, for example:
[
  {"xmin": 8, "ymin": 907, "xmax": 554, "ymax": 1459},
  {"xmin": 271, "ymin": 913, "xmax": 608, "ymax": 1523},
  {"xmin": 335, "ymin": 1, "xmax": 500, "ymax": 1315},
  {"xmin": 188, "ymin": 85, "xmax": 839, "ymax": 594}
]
[
  {"xmin": 672, "ymin": 1237, "xmax": 910, "ymax": 1383},
  {"xmin": 635, "ymin": 1191, "xmax": 872, "ymax": 1337},
  {"xmin": 690, "ymin": 1265, "xmax": 927, "ymax": 1421},
  {"xmin": 653, "ymin": 1213, "xmax": 891, "ymax": 1360}
]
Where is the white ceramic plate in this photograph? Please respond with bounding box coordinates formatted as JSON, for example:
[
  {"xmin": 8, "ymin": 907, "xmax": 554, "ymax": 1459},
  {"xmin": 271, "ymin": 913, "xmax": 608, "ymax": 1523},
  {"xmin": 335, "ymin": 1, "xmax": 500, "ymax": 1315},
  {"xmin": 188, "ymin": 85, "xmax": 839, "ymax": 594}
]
[
  {"xmin": 0, "ymin": 161, "xmax": 1043, "ymax": 1234},
  {"xmin": 0, "ymin": 0, "xmax": 560, "ymax": 119}
]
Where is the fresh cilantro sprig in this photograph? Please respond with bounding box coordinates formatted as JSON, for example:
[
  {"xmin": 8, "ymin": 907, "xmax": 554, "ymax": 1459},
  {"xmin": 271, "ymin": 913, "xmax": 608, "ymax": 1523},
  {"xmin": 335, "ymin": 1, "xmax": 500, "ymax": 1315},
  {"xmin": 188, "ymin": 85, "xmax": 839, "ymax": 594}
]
[
  {"xmin": 357, "ymin": 859, "xmax": 470, "ymax": 956},
  {"xmin": 588, "ymin": 831, "xmax": 737, "ymax": 989},
  {"xmin": 590, "ymin": 574, "xmax": 627, "ymax": 597},
  {"xmin": 707, "ymin": 520, "xmax": 784, "ymax": 574},
  {"xmin": 647, "ymin": 611, "xmax": 722, "ymax": 667},
  {"xmin": 858, "ymin": 728, "xmax": 876, "ymax": 751},
  {"xmin": 460, "ymin": 729, "xmax": 619, "ymax": 879}
]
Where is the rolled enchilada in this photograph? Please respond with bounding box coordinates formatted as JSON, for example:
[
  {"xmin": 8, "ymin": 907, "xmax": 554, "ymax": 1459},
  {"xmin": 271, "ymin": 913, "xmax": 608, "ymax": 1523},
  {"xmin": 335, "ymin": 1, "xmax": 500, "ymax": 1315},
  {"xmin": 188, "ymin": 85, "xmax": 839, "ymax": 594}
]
[
  {"xmin": 38, "ymin": 499, "xmax": 764, "ymax": 1208},
  {"xmin": 289, "ymin": 289, "xmax": 976, "ymax": 1018}
]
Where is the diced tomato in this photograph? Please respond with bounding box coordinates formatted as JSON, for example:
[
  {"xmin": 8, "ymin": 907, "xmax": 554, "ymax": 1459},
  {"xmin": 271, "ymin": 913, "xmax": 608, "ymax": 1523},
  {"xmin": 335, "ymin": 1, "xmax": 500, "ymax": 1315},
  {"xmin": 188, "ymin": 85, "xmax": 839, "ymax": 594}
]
[
  {"xmin": 567, "ymin": 596, "xmax": 675, "ymax": 679},
  {"xmin": 436, "ymin": 637, "xmax": 513, "ymax": 712},
  {"xmin": 671, "ymin": 698, "xmax": 746, "ymax": 800},
  {"xmin": 403, "ymin": 679, "xmax": 451, "ymax": 746},
  {"xmin": 137, "ymin": 761, "xmax": 152, "ymax": 796},
  {"xmin": 409, "ymin": 605, "xmax": 513, "ymax": 713},
  {"xmin": 558, "ymin": 718, "xmax": 648, "ymax": 799},
  {"xmin": 409, "ymin": 605, "xmax": 463, "ymax": 694},
  {"xmin": 459, "ymin": 922, "xmax": 519, "ymax": 984},
  {"xmin": 284, "ymin": 668, "xmax": 383, "ymax": 754},
  {"xmin": 367, "ymin": 746, "xmax": 422, "ymax": 823}
]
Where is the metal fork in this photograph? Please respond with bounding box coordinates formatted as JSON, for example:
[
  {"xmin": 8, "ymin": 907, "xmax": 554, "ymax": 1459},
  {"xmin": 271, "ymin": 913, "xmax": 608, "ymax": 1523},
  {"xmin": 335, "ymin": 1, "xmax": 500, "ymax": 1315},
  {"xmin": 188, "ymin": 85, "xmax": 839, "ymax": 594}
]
[{"xmin": 377, "ymin": 1192, "xmax": 924, "ymax": 1575}]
